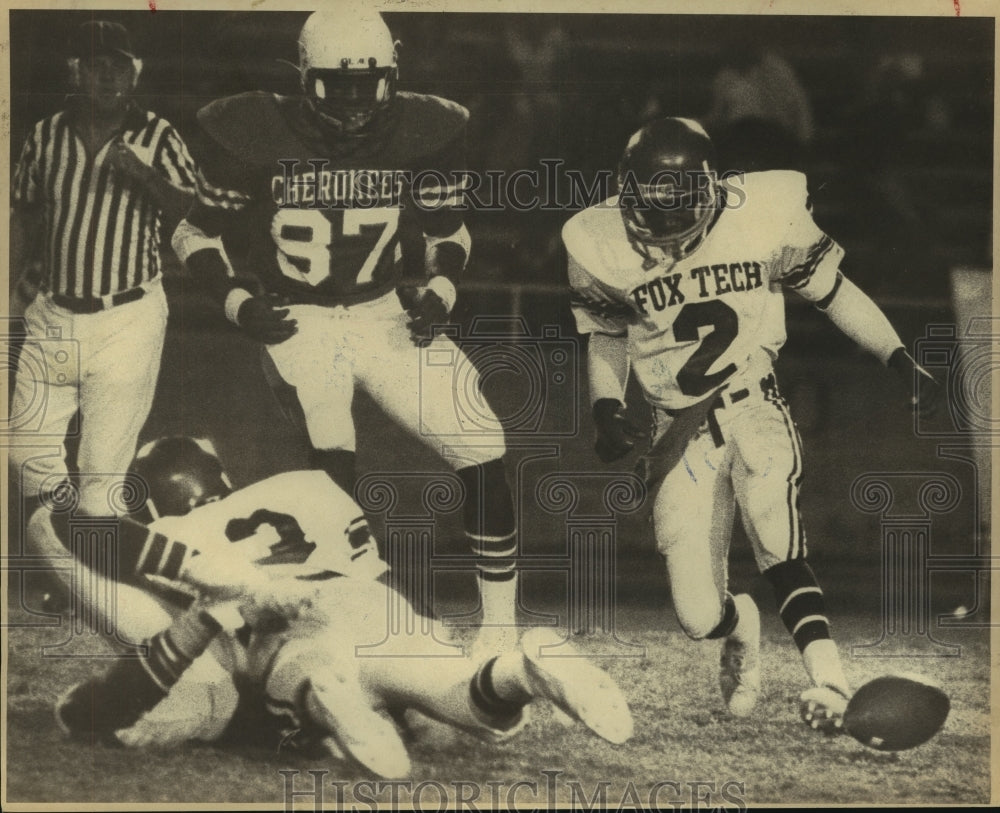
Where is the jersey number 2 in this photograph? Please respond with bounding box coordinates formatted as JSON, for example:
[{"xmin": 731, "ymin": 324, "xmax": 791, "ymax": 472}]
[
  {"xmin": 271, "ymin": 208, "xmax": 399, "ymax": 288},
  {"xmin": 673, "ymin": 300, "xmax": 739, "ymax": 397}
]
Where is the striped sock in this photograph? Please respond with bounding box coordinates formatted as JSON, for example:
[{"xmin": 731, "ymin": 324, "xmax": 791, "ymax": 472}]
[
  {"xmin": 764, "ymin": 560, "xmax": 831, "ymax": 651},
  {"xmin": 704, "ymin": 592, "xmax": 740, "ymax": 640},
  {"xmin": 141, "ymin": 607, "xmax": 222, "ymax": 692},
  {"xmin": 58, "ymin": 608, "xmax": 221, "ymax": 738},
  {"xmin": 458, "ymin": 460, "xmax": 518, "ymax": 627}
]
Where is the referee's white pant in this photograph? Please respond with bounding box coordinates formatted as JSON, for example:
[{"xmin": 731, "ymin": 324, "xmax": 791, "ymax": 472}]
[{"xmin": 8, "ymin": 281, "xmax": 167, "ymax": 517}]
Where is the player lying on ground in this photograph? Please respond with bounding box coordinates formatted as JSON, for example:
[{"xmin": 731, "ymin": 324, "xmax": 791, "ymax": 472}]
[
  {"xmin": 169, "ymin": 7, "xmax": 521, "ymax": 655},
  {"xmin": 564, "ymin": 117, "xmax": 937, "ymax": 728},
  {"xmin": 34, "ymin": 438, "xmax": 633, "ymax": 778}
]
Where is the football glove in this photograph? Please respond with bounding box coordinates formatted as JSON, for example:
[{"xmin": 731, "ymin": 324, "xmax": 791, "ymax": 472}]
[
  {"xmin": 237, "ymin": 293, "xmax": 298, "ymax": 344},
  {"xmin": 398, "ymin": 285, "xmax": 450, "ymax": 342},
  {"xmin": 887, "ymin": 348, "xmax": 940, "ymax": 419},
  {"xmin": 593, "ymin": 398, "xmax": 648, "ymax": 463}
]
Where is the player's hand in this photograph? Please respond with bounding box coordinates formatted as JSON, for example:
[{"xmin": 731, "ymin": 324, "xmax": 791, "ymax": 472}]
[
  {"xmin": 398, "ymin": 285, "xmax": 449, "ymax": 342},
  {"xmin": 888, "ymin": 347, "xmax": 940, "ymax": 419},
  {"xmin": 593, "ymin": 398, "xmax": 648, "ymax": 462},
  {"xmin": 237, "ymin": 293, "xmax": 298, "ymax": 344},
  {"xmin": 11, "ymin": 264, "xmax": 42, "ymax": 317},
  {"xmin": 106, "ymin": 137, "xmax": 156, "ymax": 185}
]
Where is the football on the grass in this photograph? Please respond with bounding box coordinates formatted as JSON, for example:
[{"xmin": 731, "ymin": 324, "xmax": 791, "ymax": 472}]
[{"xmin": 843, "ymin": 674, "xmax": 950, "ymax": 751}]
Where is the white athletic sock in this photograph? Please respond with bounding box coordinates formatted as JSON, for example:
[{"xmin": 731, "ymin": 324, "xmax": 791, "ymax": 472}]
[
  {"xmin": 802, "ymin": 639, "xmax": 849, "ymax": 694},
  {"xmin": 730, "ymin": 593, "xmax": 760, "ymax": 643},
  {"xmin": 479, "ymin": 573, "xmax": 517, "ymax": 628}
]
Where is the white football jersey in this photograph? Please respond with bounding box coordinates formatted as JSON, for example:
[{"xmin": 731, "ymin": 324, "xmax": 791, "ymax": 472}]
[
  {"xmin": 149, "ymin": 470, "xmax": 387, "ymax": 583},
  {"xmin": 565, "ymin": 170, "xmax": 843, "ymax": 409}
]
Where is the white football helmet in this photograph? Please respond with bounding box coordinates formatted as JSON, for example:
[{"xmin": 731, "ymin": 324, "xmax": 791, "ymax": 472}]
[{"xmin": 297, "ymin": 9, "xmax": 399, "ymax": 135}]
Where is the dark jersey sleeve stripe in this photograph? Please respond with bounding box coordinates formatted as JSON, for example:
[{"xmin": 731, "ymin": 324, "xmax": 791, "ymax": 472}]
[{"xmin": 781, "ymin": 235, "xmax": 834, "ymax": 291}]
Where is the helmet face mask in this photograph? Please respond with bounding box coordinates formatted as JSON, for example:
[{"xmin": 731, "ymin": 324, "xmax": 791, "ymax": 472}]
[
  {"xmin": 617, "ymin": 118, "xmax": 721, "ymax": 264},
  {"xmin": 303, "ymin": 65, "xmax": 395, "ymax": 134},
  {"xmin": 297, "ymin": 10, "xmax": 398, "ymax": 137}
]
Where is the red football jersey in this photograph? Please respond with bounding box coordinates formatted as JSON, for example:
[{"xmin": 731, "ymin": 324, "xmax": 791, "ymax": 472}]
[{"xmin": 189, "ymin": 91, "xmax": 468, "ymax": 303}]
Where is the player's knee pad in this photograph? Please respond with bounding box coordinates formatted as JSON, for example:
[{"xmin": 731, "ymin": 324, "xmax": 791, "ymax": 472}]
[{"xmin": 677, "ymin": 592, "xmax": 738, "ymax": 641}]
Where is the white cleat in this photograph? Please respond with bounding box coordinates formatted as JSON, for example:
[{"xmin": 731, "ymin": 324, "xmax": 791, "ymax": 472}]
[
  {"xmin": 518, "ymin": 627, "xmax": 634, "ymax": 744},
  {"xmin": 719, "ymin": 595, "xmax": 761, "ymax": 717},
  {"xmin": 799, "ymin": 685, "xmax": 850, "ymax": 735},
  {"xmin": 305, "ymin": 673, "xmax": 411, "ymax": 779}
]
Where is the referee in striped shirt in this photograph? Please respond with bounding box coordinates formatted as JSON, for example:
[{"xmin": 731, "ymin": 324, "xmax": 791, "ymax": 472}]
[{"xmin": 9, "ymin": 20, "xmax": 196, "ymax": 531}]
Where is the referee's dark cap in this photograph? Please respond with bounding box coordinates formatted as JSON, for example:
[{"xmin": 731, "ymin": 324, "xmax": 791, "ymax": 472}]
[{"xmin": 69, "ymin": 21, "xmax": 137, "ymax": 60}]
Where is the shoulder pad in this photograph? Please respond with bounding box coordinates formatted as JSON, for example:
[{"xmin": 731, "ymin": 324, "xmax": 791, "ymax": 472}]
[
  {"xmin": 736, "ymin": 169, "xmax": 809, "ymax": 211},
  {"xmin": 562, "ymin": 198, "xmax": 619, "ymax": 261},
  {"xmin": 390, "ymin": 92, "xmax": 469, "ymax": 157},
  {"xmin": 197, "ymin": 92, "xmax": 301, "ymax": 166}
]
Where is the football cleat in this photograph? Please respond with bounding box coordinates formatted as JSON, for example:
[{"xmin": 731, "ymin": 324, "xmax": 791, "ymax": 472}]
[
  {"xmin": 800, "ymin": 684, "xmax": 850, "ymax": 735},
  {"xmin": 304, "ymin": 669, "xmax": 411, "ymax": 779},
  {"xmin": 719, "ymin": 595, "xmax": 761, "ymax": 717},
  {"xmin": 518, "ymin": 627, "xmax": 634, "ymax": 744}
]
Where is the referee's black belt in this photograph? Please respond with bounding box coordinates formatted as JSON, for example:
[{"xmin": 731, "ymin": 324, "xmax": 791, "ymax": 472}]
[{"xmin": 51, "ymin": 287, "xmax": 145, "ymax": 314}]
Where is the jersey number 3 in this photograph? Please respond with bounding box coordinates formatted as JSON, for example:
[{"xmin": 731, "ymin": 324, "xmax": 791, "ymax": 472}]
[
  {"xmin": 674, "ymin": 300, "xmax": 739, "ymax": 397},
  {"xmin": 271, "ymin": 208, "xmax": 400, "ymax": 288},
  {"xmin": 225, "ymin": 509, "xmax": 317, "ymax": 565}
]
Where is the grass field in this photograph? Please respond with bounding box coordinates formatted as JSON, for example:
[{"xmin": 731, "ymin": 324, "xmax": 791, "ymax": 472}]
[
  {"xmin": 3, "ymin": 603, "xmax": 991, "ymax": 807},
  {"xmin": 4, "ymin": 301, "xmax": 993, "ymax": 808}
]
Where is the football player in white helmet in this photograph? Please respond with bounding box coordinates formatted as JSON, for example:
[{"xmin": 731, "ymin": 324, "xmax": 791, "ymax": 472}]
[
  {"xmin": 45, "ymin": 438, "xmax": 633, "ymax": 778},
  {"xmin": 170, "ymin": 6, "xmax": 522, "ymax": 658}
]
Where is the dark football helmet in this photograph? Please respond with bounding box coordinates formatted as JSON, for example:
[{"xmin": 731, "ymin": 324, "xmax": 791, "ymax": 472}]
[
  {"xmin": 297, "ymin": 9, "xmax": 398, "ymax": 136},
  {"xmin": 129, "ymin": 437, "xmax": 233, "ymax": 519},
  {"xmin": 617, "ymin": 117, "xmax": 721, "ymax": 264}
]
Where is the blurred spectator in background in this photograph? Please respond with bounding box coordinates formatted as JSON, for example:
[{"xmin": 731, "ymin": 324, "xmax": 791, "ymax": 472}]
[
  {"xmin": 704, "ymin": 37, "xmax": 814, "ymax": 173},
  {"xmin": 842, "ymin": 52, "xmax": 952, "ymax": 300},
  {"xmin": 492, "ymin": 18, "xmax": 568, "ymax": 171}
]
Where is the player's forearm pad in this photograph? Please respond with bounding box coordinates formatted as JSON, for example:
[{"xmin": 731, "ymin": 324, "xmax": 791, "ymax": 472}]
[{"xmin": 588, "ymin": 332, "xmax": 630, "ymax": 404}]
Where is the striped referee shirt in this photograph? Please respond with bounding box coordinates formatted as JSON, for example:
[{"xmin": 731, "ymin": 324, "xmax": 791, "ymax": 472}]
[{"xmin": 12, "ymin": 104, "xmax": 197, "ymax": 299}]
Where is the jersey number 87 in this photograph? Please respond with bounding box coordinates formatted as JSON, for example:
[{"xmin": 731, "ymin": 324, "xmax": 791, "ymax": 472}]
[{"xmin": 271, "ymin": 207, "xmax": 400, "ymax": 288}]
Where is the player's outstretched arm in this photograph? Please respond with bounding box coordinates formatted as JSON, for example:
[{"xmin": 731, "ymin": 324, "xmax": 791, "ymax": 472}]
[
  {"xmin": 56, "ymin": 600, "xmax": 224, "ymax": 742},
  {"xmin": 588, "ymin": 332, "xmax": 647, "ymax": 462},
  {"xmin": 814, "ymin": 271, "xmax": 939, "ymax": 415}
]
